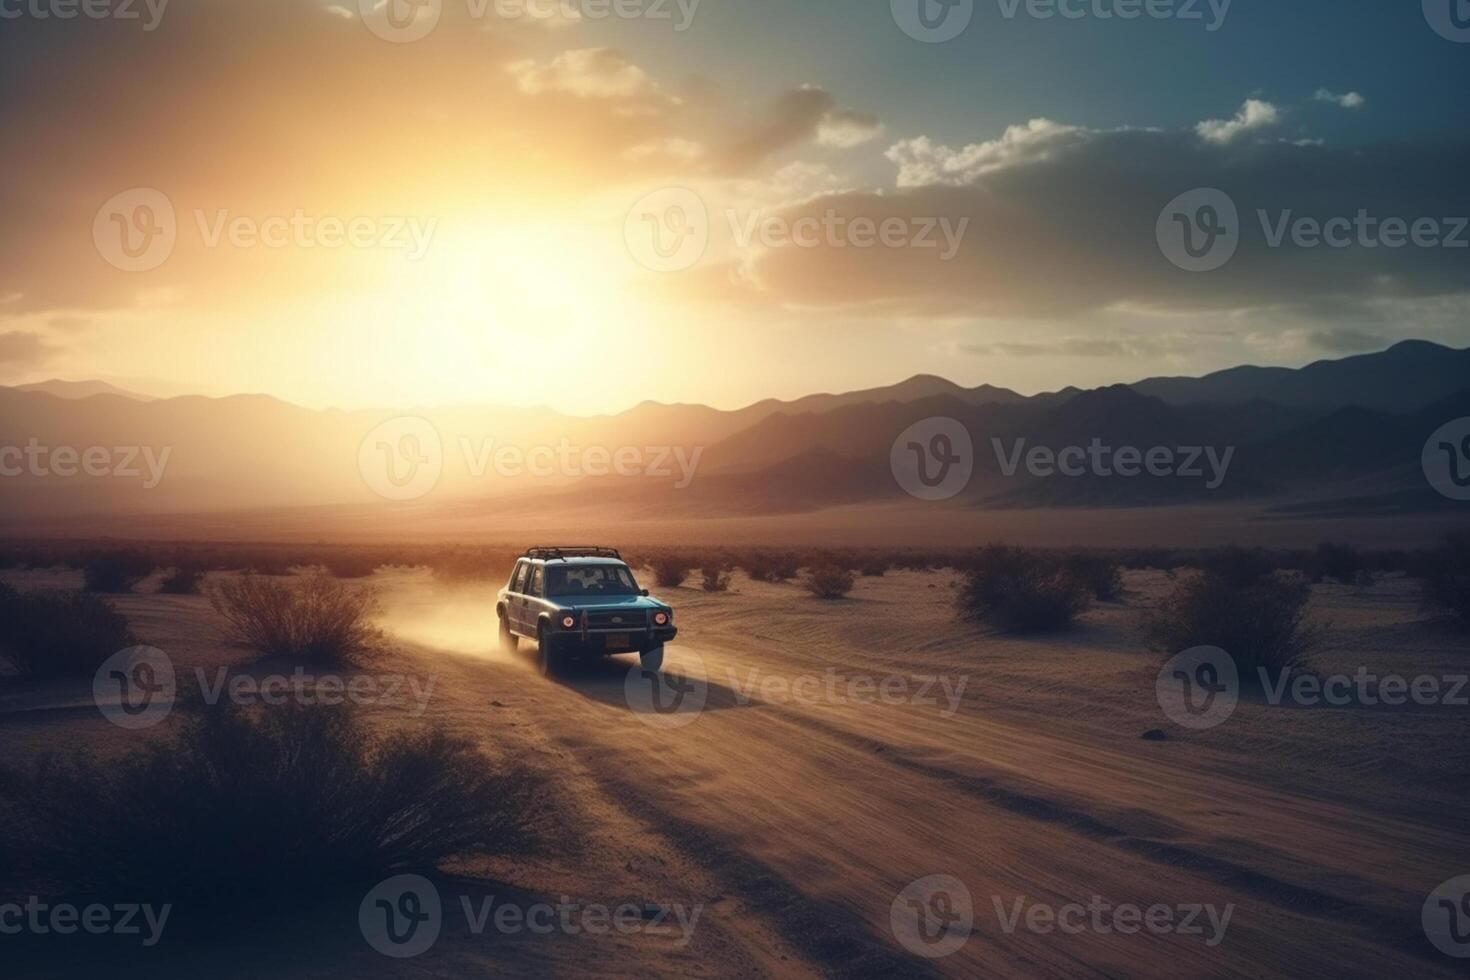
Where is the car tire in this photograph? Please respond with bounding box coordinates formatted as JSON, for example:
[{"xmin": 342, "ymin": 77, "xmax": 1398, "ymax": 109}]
[
  {"xmin": 537, "ymin": 624, "xmax": 561, "ymax": 677},
  {"xmin": 640, "ymin": 645, "xmax": 665, "ymax": 672},
  {"xmin": 498, "ymin": 612, "xmax": 518, "ymax": 652}
]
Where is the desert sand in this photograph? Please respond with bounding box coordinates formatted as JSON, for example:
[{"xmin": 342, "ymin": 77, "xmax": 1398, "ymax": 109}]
[{"xmin": 2, "ymin": 564, "xmax": 1465, "ymax": 978}]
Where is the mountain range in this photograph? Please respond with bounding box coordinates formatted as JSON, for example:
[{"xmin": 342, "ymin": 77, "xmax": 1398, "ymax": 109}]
[{"xmin": 1, "ymin": 340, "xmax": 1468, "ymax": 524}]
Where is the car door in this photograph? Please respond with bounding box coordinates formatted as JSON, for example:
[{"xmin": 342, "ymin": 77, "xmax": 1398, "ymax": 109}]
[
  {"xmin": 508, "ymin": 560, "xmax": 531, "ymax": 635},
  {"xmin": 526, "ymin": 563, "xmax": 546, "ymax": 636}
]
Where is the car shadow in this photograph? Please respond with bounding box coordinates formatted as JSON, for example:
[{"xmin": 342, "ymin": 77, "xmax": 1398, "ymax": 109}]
[{"xmin": 514, "ymin": 644, "xmax": 749, "ymax": 715}]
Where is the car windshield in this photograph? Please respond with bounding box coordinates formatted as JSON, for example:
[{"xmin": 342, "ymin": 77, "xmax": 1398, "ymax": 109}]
[{"xmin": 544, "ymin": 563, "xmax": 641, "ymax": 597}]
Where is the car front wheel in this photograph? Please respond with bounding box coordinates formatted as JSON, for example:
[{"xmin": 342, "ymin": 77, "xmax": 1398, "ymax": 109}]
[{"xmin": 640, "ymin": 645, "xmax": 665, "ymax": 672}]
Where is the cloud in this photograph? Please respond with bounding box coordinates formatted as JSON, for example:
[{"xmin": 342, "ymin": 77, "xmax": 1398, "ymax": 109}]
[
  {"xmin": 692, "ymin": 122, "xmax": 1470, "ymax": 322},
  {"xmin": 963, "ymin": 336, "xmax": 1166, "ymax": 358},
  {"xmin": 1195, "ymin": 99, "xmax": 1281, "ymax": 144},
  {"xmin": 886, "ymin": 119, "xmax": 1092, "ymax": 188},
  {"xmin": 1303, "ymin": 327, "xmax": 1387, "ymax": 353},
  {"xmin": 816, "ymin": 109, "xmax": 883, "ymax": 149},
  {"xmin": 0, "ymin": 331, "xmax": 56, "ymax": 366},
  {"xmin": 1314, "ymin": 88, "xmax": 1365, "ymax": 110},
  {"xmin": 506, "ymin": 48, "xmax": 669, "ymax": 102},
  {"xmin": 715, "ymin": 85, "xmax": 880, "ymax": 172}
]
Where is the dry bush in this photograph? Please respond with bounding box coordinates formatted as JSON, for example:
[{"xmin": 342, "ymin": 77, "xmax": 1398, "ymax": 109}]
[
  {"xmin": 0, "ymin": 702, "xmax": 544, "ymax": 925},
  {"xmin": 1310, "ymin": 542, "xmax": 1365, "ymax": 585},
  {"xmin": 956, "ymin": 546, "xmax": 1091, "ymax": 633},
  {"xmin": 649, "ymin": 554, "xmax": 694, "ymax": 588},
  {"xmin": 81, "ymin": 552, "xmax": 154, "ymax": 594},
  {"xmin": 700, "ymin": 566, "xmax": 731, "ymax": 592},
  {"xmin": 1420, "ymin": 533, "xmax": 1470, "ymax": 630},
  {"xmin": 1146, "ymin": 569, "xmax": 1321, "ymax": 684},
  {"xmin": 805, "ymin": 564, "xmax": 855, "ymax": 599},
  {"xmin": 740, "ymin": 551, "xmax": 800, "ymax": 582},
  {"xmin": 207, "ymin": 572, "xmax": 383, "ymax": 666},
  {"xmin": 0, "ymin": 587, "xmax": 136, "ymax": 678},
  {"xmin": 1063, "ymin": 553, "xmax": 1124, "ymax": 602},
  {"xmin": 159, "ymin": 565, "xmax": 204, "ymax": 595}
]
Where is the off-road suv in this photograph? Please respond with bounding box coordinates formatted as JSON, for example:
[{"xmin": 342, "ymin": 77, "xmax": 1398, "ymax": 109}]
[{"xmin": 496, "ymin": 547, "xmax": 677, "ymax": 676}]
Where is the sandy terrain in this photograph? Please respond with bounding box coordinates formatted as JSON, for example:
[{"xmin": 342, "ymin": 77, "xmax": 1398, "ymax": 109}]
[{"xmin": 2, "ymin": 566, "xmax": 1467, "ymax": 978}]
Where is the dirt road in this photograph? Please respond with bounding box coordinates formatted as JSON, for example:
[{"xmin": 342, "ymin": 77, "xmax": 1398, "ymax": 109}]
[{"xmin": 375, "ymin": 570, "xmax": 1470, "ymax": 978}]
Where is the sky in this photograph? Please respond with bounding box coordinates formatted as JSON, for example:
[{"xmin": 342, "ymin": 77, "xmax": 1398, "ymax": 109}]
[{"xmin": 1, "ymin": 0, "xmax": 1467, "ymax": 414}]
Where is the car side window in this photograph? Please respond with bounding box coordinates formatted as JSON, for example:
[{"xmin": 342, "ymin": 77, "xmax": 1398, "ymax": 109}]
[
  {"xmin": 511, "ymin": 560, "xmax": 529, "ymax": 594},
  {"xmin": 529, "ymin": 565, "xmax": 544, "ymax": 597}
]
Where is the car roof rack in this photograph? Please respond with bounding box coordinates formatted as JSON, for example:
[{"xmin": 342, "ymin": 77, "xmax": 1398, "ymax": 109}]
[{"xmin": 522, "ymin": 546, "xmax": 623, "ymax": 561}]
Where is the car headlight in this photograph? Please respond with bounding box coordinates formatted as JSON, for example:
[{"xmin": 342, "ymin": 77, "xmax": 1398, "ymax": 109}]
[
  {"xmin": 561, "ymin": 614, "xmax": 577, "ymax": 629},
  {"xmin": 653, "ymin": 611, "xmax": 670, "ymax": 626}
]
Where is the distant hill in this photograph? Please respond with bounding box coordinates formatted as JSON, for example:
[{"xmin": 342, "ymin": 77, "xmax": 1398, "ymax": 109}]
[
  {"xmin": 15, "ymin": 379, "xmax": 153, "ymax": 401},
  {"xmin": 1129, "ymin": 340, "xmax": 1470, "ymax": 413},
  {"xmin": 1, "ymin": 340, "xmax": 1468, "ymax": 522}
]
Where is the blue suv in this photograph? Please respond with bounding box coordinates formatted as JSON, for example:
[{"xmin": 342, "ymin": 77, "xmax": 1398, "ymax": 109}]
[{"xmin": 497, "ymin": 547, "xmax": 677, "ymax": 676}]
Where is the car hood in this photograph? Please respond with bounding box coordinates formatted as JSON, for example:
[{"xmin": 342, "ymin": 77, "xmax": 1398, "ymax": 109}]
[{"xmin": 551, "ymin": 595, "xmax": 667, "ymax": 610}]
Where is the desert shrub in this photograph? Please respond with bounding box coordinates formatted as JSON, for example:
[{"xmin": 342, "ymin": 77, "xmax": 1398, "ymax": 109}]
[
  {"xmin": 1420, "ymin": 533, "xmax": 1470, "ymax": 630},
  {"xmin": 856, "ymin": 555, "xmax": 890, "ymax": 577},
  {"xmin": 1311, "ymin": 542, "xmax": 1363, "ymax": 584},
  {"xmin": 81, "ymin": 551, "xmax": 154, "ymax": 594},
  {"xmin": 699, "ymin": 566, "xmax": 731, "ymax": 592},
  {"xmin": 323, "ymin": 554, "xmax": 382, "ymax": 579},
  {"xmin": 740, "ymin": 551, "xmax": 800, "ymax": 582},
  {"xmin": 956, "ymin": 546, "xmax": 1091, "ymax": 633},
  {"xmin": 0, "ymin": 589, "xmax": 136, "ymax": 678},
  {"xmin": 0, "ymin": 702, "xmax": 542, "ymax": 923},
  {"xmin": 1199, "ymin": 547, "xmax": 1279, "ymax": 588},
  {"xmin": 805, "ymin": 564, "xmax": 855, "ymax": 599},
  {"xmin": 206, "ymin": 573, "xmax": 383, "ymax": 666},
  {"xmin": 1063, "ymin": 553, "xmax": 1124, "ymax": 602},
  {"xmin": 1146, "ymin": 570, "xmax": 1320, "ymax": 684},
  {"xmin": 158, "ymin": 565, "xmax": 204, "ymax": 595},
  {"xmin": 649, "ymin": 555, "xmax": 694, "ymax": 588}
]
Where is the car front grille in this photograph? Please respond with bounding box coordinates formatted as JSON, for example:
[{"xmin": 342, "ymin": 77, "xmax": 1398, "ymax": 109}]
[{"xmin": 585, "ymin": 610, "xmax": 646, "ymax": 630}]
